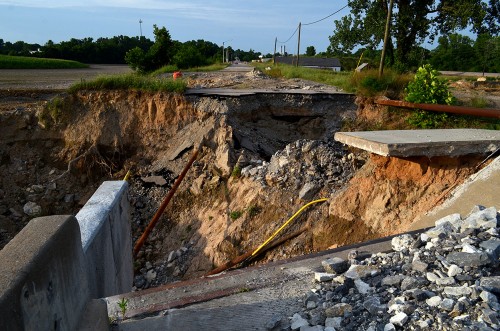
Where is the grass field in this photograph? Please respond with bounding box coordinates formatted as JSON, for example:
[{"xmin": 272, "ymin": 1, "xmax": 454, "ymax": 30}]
[{"xmin": 0, "ymin": 54, "xmax": 88, "ymax": 69}]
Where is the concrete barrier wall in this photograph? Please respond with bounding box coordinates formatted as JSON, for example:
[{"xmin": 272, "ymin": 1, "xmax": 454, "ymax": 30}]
[
  {"xmin": 0, "ymin": 215, "xmax": 90, "ymax": 331},
  {"xmin": 76, "ymin": 181, "xmax": 133, "ymax": 298},
  {"xmin": 0, "ymin": 181, "xmax": 132, "ymax": 330}
]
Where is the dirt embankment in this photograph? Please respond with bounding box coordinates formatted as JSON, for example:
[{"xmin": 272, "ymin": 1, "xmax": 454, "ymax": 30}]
[
  {"xmin": 329, "ymin": 154, "xmax": 483, "ymax": 236},
  {"xmin": 0, "ymin": 81, "xmax": 488, "ymax": 288}
]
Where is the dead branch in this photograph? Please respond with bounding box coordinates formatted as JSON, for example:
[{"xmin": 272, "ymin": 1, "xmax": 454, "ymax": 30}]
[{"xmin": 50, "ymin": 144, "xmax": 98, "ymax": 183}]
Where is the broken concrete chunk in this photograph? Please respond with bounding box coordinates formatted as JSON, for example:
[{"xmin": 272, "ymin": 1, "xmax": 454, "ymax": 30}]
[
  {"xmin": 141, "ymin": 175, "xmax": 167, "ymax": 186},
  {"xmin": 299, "ymin": 182, "xmax": 321, "ymax": 200}
]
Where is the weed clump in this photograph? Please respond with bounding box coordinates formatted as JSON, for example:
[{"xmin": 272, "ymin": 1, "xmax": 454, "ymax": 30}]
[
  {"xmin": 229, "ymin": 210, "xmax": 242, "ymax": 220},
  {"xmin": 231, "ymin": 165, "xmax": 242, "ymax": 178},
  {"xmin": 247, "ymin": 205, "xmax": 261, "ymax": 218},
  {"xmin": 350, "ymin": 69, "xmax": 411, "ymax": 98},
  {"xmin": 37, "ymin": 96, "xmax": 67, "ymax": 128}
]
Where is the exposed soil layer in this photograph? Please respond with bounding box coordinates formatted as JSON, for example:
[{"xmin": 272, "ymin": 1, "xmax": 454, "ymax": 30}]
[{"xmin": 0, "ymin": 69, "xmax": 495, "ymax": 290}]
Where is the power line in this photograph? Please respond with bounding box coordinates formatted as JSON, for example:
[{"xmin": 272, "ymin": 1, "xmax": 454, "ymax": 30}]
[
  {"xmin": 277, "ymin": 24, "xmax": 300, "ymax": 44},
  {"xmin": 276, "ymin": 5, "xmax": 349, "ymax": 45},
  {"xmin": 302, "ymin": 5, "xmax": 349, "ymax": 26}
]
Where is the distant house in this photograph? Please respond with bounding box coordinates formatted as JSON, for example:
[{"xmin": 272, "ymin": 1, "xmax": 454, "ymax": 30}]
[{"xmin": 275, "ymin": 56, "xmax": 342, "ymax": 71}]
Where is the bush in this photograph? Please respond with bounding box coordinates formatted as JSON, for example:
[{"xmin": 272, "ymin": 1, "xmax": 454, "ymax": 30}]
[
  {"xmin": 405, "ymin": 64, "xmax": 455, "ymax": 128},
  {"xmin": 405, "ymin": 64, "xmax": 455, "ymax": 104}
]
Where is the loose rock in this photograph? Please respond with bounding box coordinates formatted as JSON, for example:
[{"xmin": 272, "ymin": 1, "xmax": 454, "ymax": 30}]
[{"xmin": 278, "ymin": 206, "xmax": 500, "ymax": 330}]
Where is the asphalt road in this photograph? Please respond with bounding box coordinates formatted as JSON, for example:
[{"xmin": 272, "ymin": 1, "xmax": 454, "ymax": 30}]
[{"xmin": 440, "ymin": 70, "xmax": 500, "ymax": 78}]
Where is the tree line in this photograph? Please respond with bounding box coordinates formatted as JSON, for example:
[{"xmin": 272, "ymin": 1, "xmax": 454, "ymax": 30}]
[{"xmin": 0, "ymin": 28, "xmax": 265, "ymax": 72}]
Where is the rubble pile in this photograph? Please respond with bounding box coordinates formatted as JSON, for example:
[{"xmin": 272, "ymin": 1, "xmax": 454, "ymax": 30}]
[
  {"xmin": 278, "ymin": 206, "xmax": 500, "ymax": 331},
  {"xmin": 239, "ymin": 139, "xmax": 362, "ymax": 197}
]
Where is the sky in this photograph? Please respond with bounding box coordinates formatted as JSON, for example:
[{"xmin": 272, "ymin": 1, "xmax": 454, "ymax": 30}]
[{"xmin": 0, "ymin": 0, "xmax": 351, "ymax": 55}]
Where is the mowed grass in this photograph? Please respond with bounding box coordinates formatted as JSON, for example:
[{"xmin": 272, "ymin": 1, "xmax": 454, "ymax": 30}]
[
  {"xmin": 68, "ymin": 73, "xmax": 187, "ymax": 93},
  {"xmin": 0, "ymin": 54, "xmax": 88, "ymax": 69}
]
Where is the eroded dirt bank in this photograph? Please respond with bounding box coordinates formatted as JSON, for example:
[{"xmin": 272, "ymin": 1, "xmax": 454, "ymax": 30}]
[{"xmin": 0, "ymin": 88, "xmax": 487, "ymax": 291}]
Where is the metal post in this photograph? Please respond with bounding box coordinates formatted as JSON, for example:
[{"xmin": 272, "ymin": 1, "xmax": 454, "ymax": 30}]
[
  {"xmin": 139, "ymin": 19, "xmax": 143, "ymax": 38},
  {"xmin": 273, "ymin": 37, "xmax": 277, "ymax": 64}
]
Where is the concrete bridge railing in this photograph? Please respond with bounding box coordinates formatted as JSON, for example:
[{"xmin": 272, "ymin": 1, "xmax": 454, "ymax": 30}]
[{"xmin": 0, "ymin": 181, "xmax": 132, "ymax": 331}]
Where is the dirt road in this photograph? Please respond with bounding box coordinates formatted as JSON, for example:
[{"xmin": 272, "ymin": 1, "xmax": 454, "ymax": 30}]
[{"xmin": 0, "ymin": 64, "xmax": 131, "ymax": 90}]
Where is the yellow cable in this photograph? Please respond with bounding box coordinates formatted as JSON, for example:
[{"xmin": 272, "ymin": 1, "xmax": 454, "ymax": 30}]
[
  {"xmin": 355, "ymin": 51, "xmax": 364, "ymax": 72},
  {"xmin": 251, "ymin": 198, "xmax": 328, "ymax": 257},
  {"xmin": 123, "ymin": 170, "xmax": 131, "ymax": 181}
]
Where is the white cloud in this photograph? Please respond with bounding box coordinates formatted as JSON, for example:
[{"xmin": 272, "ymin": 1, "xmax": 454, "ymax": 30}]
[
  {"xmin": 0, "ymin": 1, "xmax": 242, "ymax": 13},
  {"xmin": 0, "ymin": 0, "xmax": 261, "ymax": 24}
]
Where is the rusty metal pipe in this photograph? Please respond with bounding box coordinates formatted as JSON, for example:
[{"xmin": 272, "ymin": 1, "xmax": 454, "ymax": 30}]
[
  {"xmin": 133, "ymin": 148, "xmax": 199, "ymax": 257},
  {"xmin": 375, "ymin": 98, "xmax": 500, "ymax": 119}
]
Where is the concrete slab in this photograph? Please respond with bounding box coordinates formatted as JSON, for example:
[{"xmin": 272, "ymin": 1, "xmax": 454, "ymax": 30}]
[{"xmin": 334, "ymin": 129, "xmax": 500, "ymax": 157}]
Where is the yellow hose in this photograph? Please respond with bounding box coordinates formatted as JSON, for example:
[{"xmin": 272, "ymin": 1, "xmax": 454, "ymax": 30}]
[
  {"xmin": 123, "ymin": 170, "xmax": 131, "ymax": 181},
  {"xmin": 251, "ymin": 198, "xmax": 328, "ymax": 257}
]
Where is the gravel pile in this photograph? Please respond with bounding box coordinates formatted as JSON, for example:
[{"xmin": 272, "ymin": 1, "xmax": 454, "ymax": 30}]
[
  {"xmin": 273, "ymin": 206, "xmax": 500, "ymax": 331},
  {"xmin": 239, "ymin": 139, "xmax": 362, "ymax": 197}
]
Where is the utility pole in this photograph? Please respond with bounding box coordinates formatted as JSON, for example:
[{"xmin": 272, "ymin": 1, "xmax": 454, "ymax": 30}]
[
  {"xmin": 296, "ymin": 22, "xmax": 302, "ymax": 67},
  {"xmin": 139, "ymin": 19, "xmax": 143, "ymax": 38},
  {"xmin": 379, "ymin": 0, "xmax": 394, "ymax": 77},
  {"xmin": 222, "ymin": 39, "xmax": 232, "ymax": 63},
  {"xmin": 273, "ymin": 37, "xmax": 277, "ymax": 64}
]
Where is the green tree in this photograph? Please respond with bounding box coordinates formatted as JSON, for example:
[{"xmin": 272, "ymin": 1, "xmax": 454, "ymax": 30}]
[
  {"xmin": 330, "ymin": 0, "xmax": 497, "ymax": 70},
  {"xmin": 473, "ymin": 33, "xmax": 500, "ymax": 73},
  {"xmin": 429, "ymin": 34, "xmax": 475, "ymax": 70},
  {"xmin": 148, "ymin": 25, "xmax": 174, "ymax": 69},
  {"xmin": 484, "ymin": 0, "xmax": 500, "ymax": 35},
  {"xmin": 306, "ymin": 46, "xmax": 316, "ymax": 56},
  {"xmin": 125, "ymin": 25, "xmax": 175, "ymax": 72},
  {"xmin": 172, "ymin": 44, "xmax": 205, "ymax": 69}
]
